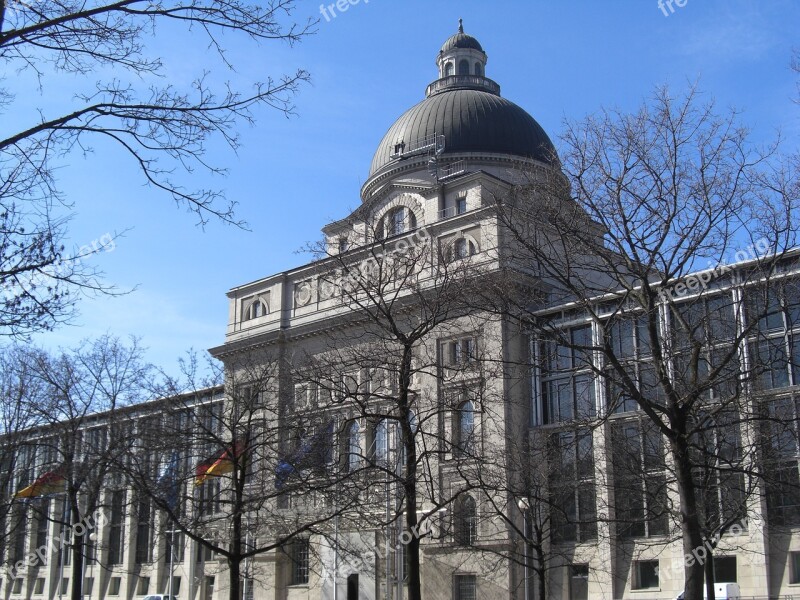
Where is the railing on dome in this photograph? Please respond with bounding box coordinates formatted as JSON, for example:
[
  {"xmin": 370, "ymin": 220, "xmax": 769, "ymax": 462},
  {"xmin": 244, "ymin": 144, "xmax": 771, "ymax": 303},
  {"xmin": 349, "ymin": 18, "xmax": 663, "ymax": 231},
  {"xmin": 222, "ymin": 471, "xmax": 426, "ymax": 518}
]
[
  {"xmin": 425, "ymin": 75, "xmax": 501, "ymax": 97},
  {"xmin": 390, "ymin": 133, "xmax": 445, "ymax": 159},
  {"xmin": 438, "ymin": 160, "xmax": 467, "ymax": 180}
]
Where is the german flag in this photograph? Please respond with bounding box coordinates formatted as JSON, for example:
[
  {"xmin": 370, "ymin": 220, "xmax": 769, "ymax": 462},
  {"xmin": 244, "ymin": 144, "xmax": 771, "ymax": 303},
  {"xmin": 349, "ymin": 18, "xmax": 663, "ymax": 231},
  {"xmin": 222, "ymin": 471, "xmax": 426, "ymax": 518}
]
[
  {"xmin": 14, "ymin": 469, "xmax": 66, "ymax": 498},
  {"xmin": 194, "ymin": 442, "xmax": 245, "ymax": 487}
]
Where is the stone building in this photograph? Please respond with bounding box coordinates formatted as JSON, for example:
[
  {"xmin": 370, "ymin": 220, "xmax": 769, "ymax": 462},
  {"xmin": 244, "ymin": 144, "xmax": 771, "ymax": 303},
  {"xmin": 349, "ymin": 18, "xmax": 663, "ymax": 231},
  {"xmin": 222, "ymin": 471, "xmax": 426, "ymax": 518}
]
[{"xmin": 4, "ymin": 23, "xmax": 800, "ymax": 600}]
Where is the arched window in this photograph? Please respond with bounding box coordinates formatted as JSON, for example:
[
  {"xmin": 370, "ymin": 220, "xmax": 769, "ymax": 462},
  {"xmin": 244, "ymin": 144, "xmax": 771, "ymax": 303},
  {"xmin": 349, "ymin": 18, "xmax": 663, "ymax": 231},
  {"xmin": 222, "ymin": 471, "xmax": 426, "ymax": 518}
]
[
  {"xmin": 391, "ymin": 207, "xmax": 405, "ymax": 235},
  {"xmin": 244, "ymin": 299, "xmax": 268, "ymax": 320},
  {"xmin": 474, "ymin": 62, "xmax": 483, "ymax": 77},
  {"xmin": 346, "ymin": 421, "xmax": 361, "ymax": 472},
  {"xmin": 454, "ymin": 495, "xmax": 477, "ymax": 546},
  {"xmin": 456, "ymin": 400, "xmax": 475, "ymax": 456},
  {"xmin": 379, "ymin": 207, "xmax": 417, "ymax": 239},
  {"xmin": 453, "ymin": 238, "xmax": 477, "ymax": 260},
  {"xmin": 444, "ymin": 62, "xmax": 454, "ymax": 77},
  {"xmin": 458, "ymin": 59, "xmax": 470, "ymax": 76},
  {"xmin": 373, "ymin": 419, "xmax": 389, "ymax": 466}
]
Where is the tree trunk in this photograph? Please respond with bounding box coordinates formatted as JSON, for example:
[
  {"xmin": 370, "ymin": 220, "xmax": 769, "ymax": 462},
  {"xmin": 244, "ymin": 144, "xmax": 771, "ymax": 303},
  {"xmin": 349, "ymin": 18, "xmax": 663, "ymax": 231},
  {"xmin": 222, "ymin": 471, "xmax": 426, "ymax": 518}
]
[
  {"xmin": 229, "ymin": 509, "xmax": 242, "ymax": 600},
  {"xmin": 400, "ymin": 345, "xmax": 422, "ymax": 600},
  {"xmin": 228, "ymin": 555, "xmax": 241, "ymax": 600},
  {"xmin": 672, "ymin": 436, "xmax": 705, "ymax": 600},
  {"xmin": 534, "ymin": 544, "xmax": 546, "ymax": 600},
  {"xmin": 69, "ymin": 501, "xmax": 83, "ymax": 600}
]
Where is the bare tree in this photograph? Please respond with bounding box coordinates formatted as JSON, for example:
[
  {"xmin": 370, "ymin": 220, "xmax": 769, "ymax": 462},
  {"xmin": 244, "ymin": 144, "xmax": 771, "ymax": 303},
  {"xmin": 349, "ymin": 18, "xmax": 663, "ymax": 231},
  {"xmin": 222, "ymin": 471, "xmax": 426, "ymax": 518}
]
[
  {"xmin": 8, "ymin": 335, "xmax": 150, "ymax": 600},
  {"xmin": 0, "ymin": 346, "xmax": 46, "ymax": 561},
  {"xmin": 126, "ymin": 351, "xmax": 350, "ymax": 600},
  {"xmin": 0, "ymin": 0, "xmax": 313, "ymax": 336},
  {"xmin": 280, "ymin": 210, "xmax": 520, "ymax": 600},
  {"xmin": 489, "ymin": 85, "xmax": 799, "ymax": 600}
]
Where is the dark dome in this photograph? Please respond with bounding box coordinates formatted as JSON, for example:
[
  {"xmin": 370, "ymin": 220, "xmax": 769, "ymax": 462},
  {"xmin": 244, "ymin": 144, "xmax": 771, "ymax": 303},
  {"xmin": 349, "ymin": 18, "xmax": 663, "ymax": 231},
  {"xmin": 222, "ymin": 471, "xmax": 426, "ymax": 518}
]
[
  {"xmin": 369, "ymin": 89, "xmax": 557, "ymax": 177},
  {"xmin": 440, "ymin": 32, "xmax": 483, "ymax": 53}
]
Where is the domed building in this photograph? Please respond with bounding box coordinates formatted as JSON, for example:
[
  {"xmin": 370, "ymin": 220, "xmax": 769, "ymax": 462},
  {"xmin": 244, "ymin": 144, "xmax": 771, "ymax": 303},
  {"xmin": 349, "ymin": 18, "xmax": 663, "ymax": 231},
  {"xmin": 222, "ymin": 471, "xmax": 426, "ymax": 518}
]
[
  {"xmin": 6, "ymin": 21, "xmax": 799, "ymax": 600},
  {"xmin": 214, "ymin": 23, "xmax": 566, "ymax": 600},
  {"xmin": 211, "ymin": 23, "xmax": 787, "ymax": 600},
  {"xmin": 364, "ymin": 18, "xmax": 556, "ymax": 201}
]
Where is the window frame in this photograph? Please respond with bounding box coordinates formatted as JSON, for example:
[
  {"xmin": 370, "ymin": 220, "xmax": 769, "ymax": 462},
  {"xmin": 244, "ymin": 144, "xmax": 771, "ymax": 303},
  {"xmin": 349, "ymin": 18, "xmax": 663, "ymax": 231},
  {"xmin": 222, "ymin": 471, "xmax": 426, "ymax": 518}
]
[
  {"xmin": 632, "ymin": 560, "xmax": 660, "ymax": 590},
  {"xmin": 243, "ymin": 296, "xmax": 269, "ymax": 321},
  {"xmin": 453, "ymin": 494, "xmax": 477, "ymax": 546},
  {"xmin": 345, "ymin": 420, "xmax": 361, "ymax": 473},
  {"xmin": 548, "ymin": 428, "xmax": 597, "ymax": 543},
  {"xmin": 745, "ymin": 283, "xmax": 800, "ymax": 390},
  {"xmin": 611, "ymin": 417, "xmax": 669, "ymax": 538},
  {"xmin": 539, "ymin": 323, "xmax": 597, "ymax": 424},
  {"xmin": 453, "ymin": 573, "xmax": 477, "ymax": 600},
  {"xmin": 289, "ymin": 538, "xmax": 311, "ymax": 586}
]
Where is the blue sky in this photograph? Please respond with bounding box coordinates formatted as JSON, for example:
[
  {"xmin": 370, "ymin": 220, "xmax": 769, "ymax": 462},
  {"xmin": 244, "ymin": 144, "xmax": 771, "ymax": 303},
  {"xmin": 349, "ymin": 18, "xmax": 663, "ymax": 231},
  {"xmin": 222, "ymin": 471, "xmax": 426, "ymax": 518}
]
[{"xmin": 27, "ymin": 0, "xmax": 800, "ymax": 371}]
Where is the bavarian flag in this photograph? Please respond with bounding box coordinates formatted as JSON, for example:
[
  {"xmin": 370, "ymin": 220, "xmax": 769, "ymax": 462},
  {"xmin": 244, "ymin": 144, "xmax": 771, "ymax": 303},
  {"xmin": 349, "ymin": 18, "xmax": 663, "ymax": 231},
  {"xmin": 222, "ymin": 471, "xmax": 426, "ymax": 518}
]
[
  {"xmin": 14, "ymin": 469, "xmax": 66, "ymax": 498},
  {"xmin": 195, "ymin": 442, "xmax": 245, "ymax": 487}
]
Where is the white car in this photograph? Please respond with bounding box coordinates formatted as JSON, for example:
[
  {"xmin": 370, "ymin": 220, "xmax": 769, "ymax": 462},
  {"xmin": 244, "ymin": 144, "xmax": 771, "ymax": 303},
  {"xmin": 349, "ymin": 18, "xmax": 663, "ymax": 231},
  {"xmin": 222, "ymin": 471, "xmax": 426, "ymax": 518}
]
[{"xmin": 142, "ymin": 595, "xmax": 178, "ymax": 600}]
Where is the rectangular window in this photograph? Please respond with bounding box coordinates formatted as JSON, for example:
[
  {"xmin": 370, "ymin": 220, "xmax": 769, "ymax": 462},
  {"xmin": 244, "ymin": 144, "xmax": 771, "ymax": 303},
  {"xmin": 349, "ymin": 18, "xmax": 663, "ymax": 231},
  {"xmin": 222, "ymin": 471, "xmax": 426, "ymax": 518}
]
[
  {"xmin": 713, "ymin": 556, "xmax": 737, "ymax": 583},
  {"xmin": 109, "ymin": 577, "xmax": 121, "ymax": 596},
  {"xmin": 456, "ymin": 196, "xmax": 467, "ymax": 215},
  {"xmin": 548, "ymin": 430, "xmax": 597, "ymax": 543},
  {"xmin": 135, "ymin": 499, "xmax": 153, "ymax": 564},
  {"xmin": 454, "ymin": 574, "xmax": 477, "ymax": 600},
  {"xmin": 290, "ymin": 538, "xmax": 310, "ymax": 585},
  {"xmin": 35, "ymin": 500, "xmax": 49, "ymax": 564},
  {"xmin": 198, "ymin": 478, "xmax": 221, "ymax": 516},
  {"xmin": 136, "ymin": 576, "xmax": 150, "ymax": 596},
  {"xmin": 751, "ymin": 339, "xmax": 790, "ymax": 389},
  {"xmin": 605, "ymin": 314, "xmax": 657, "ymax": 414},
  {"xmin": 693, "ymin": 411, "xmax": 747, "ymax": 532},
  {"xmin": 165, "ymin": 530, "xmax": 185, "ymax": 563},
  {"xmin": 766, "ymin": 462, "xmax": 800, "ymax": 526},
  {"xmin": 540, "ymin": 325, "xmax": 596, "ymax": 424},
  {"xmin": 633, "ymin": 560, "xmax": 659, "ymax": 589},
  {"xmin": 446, "ymin": 336, "xmax": 478, "ymax": 367},
  {"xmin": 83, "ymin": 578, "xmax": 94, "ymax": 596},
  {"xmin": 195, "ymin": 539, "xmax": 217, "ymax": 563},
  {"xmin": 165, "ymin": 575, "xmax": 181, "ymax": 595},
  {"xmin": 745, "ymin": 284, "xmax": 800, "ymax": 390},
  {"xmin": 763, "ymin": 398, "xmax": 800, "ymax": 527},
  {"xmin": 746, "ymin": 286, "xmax": 786, "ymax": 333},
  {"xmin": 33, "ymin": 578, "xmax": 44, "ymax": 595},
  {"xmin": 60, "ymin": 579, "xmax": 68, "ymax": 596},
  {"xmin": 569, "ymin": 565, "xmax": 589, "ymax": 600},
  {"xmin": 10, "ymin": 506, "xmax": 27, "ymax": 564},
  {"xmin": 791, "ymin": 552, "xmax": 800, "ymax": 584},
  {"xmin": 612, "ymin": 420, "xmax": 668, "ymax": 538},
  {"xmin": 108, "ymin": 490, "xmax": 125, "ymax": 565}
]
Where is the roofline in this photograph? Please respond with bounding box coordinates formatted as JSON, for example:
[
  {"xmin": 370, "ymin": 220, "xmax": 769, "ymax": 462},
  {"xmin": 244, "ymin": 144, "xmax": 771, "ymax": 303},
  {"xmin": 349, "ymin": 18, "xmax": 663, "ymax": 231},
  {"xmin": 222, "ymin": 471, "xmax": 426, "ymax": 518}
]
[{"xmin": 532, "ymin": 247, "xmax": 800, "ymax": 319}]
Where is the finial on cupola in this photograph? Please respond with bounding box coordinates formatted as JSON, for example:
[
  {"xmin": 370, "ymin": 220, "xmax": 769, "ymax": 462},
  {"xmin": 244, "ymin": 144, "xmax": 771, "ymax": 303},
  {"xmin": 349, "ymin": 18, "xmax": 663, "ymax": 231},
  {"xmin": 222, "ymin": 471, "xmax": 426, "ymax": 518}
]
[{"xmin": 458, "ymin": 18, "xmax": 464, "ymax": 34}]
